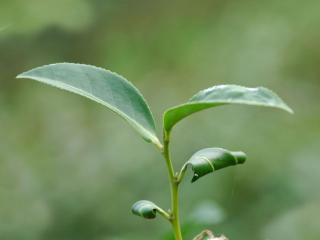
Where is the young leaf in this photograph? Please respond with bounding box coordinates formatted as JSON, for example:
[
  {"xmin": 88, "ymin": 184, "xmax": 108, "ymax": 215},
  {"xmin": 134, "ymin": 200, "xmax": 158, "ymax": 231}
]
[
  {"xmin": 131, "ymin": 200, "xmax": 167, "ymax": 219},
  {"xmin": 164, "ymin": 85, "xmax": 293, "ymax": 132},
  {"xmin": 186, "ymin": 148, "xmax": 246, "ymax": 182},
  {"xmin": 17, "ymin": 63, "xmax": 161, "ymax": 147}
]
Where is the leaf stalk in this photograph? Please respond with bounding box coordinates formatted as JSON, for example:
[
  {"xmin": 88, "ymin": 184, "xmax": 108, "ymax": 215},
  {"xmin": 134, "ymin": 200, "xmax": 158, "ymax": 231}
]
[
  {"xmin": 156, "ymin": 207, "xmax": 171, "ymax": 221},
  {"xmin": 177, "ymin": 163, "xmax": 188, "ymax": 183}
]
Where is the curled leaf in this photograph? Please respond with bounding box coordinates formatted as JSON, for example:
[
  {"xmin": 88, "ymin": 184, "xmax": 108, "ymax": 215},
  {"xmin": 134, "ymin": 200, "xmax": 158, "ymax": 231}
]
[
  {"xmin": 131, "ymin": 200, "xmax": 165, "ymax": 219},
  {"xmin": 186, "ymin": 148, "xmax": 246, "ymax": 182},
  {"xmin": 164, "ymin": 84, "xmax": 293, "ymax": 132}
]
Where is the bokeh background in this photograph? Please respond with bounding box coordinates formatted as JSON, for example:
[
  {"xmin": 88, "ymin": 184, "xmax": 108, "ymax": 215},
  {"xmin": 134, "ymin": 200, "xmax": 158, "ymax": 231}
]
[{"xmin": 1, "ymin": 0, "xmax": 319, "ymax": 239}]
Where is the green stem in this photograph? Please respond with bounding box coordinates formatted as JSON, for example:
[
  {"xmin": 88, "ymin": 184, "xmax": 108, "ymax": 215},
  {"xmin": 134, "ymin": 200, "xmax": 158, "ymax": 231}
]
[
  {"xmin": 171, "ymin": 180, "xmax": 182, "ymax": 240},
  {"xmin": 162, "ymin": 130, "xmax": 183, "ymax": 240}
]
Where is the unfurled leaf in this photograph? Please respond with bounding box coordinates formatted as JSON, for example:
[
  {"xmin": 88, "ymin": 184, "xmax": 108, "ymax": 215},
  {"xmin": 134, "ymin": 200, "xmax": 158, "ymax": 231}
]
[
  {"xmin": 131, "ymin": 200, "xmax": 163, "ymax": 219},
  {"xmin": 164, "ymin": 85, "xmax": 293, "ymax": 132},
  {"xmin": 17, "ymin": 63, "xmax": 161, "ymax": 146},
  {"xmin": 186, "ymin": 148, "xmax": 246, "ymax": 182}
]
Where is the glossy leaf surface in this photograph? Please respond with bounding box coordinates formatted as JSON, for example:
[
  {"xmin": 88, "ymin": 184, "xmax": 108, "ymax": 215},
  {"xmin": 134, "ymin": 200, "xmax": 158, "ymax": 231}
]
[
  {"xmin": 164, "ymin": 85, "xmax": 293, "ymax": 132},
  {"xmin": 131, "ymin": 200, "xmax": 162, "ymax": 219},
  {"xmin": 17, "ymin": 63, "xmax": 160, "ymax": 146},
  {"xmin": 187, "ymin": 148, "xmax": 246, "ymax": 182}
]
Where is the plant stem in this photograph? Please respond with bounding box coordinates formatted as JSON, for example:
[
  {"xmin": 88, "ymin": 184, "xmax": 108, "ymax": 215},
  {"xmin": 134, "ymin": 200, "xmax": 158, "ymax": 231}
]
[
  {"xmin": 171, "ymin": 180, "xmax": 182, "ymax": 240},
  {"xmin": 163, "ymin": 131, "xmax": 175, "ymax": 180},
  {"xmin": 162, "ymin": 130, "xmax": 183, "ymax": 240}
]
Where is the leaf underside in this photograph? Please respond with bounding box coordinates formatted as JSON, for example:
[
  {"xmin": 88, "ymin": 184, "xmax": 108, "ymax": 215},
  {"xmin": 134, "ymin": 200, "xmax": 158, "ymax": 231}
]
[
  {"xmin": 187, "ymin": 148, "xmax": 247, "ymax": 182},
  {"xmin": 131, "ymin": 200, "xmax": 161, "ymax": 219},
  {"xmin": 164, "ymin": 85, "xmax": 293, "ymax": 132},
  {"xmin": 17, "ymin": 63, "xmax": 160, "ymax": 146}
]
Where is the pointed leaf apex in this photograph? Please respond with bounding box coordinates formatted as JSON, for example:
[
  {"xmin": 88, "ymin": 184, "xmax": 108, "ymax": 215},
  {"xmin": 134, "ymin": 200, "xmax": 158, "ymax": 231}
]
[{"xmin": 233, "ymin": 151, "xmax": 247, "ymax": 164}]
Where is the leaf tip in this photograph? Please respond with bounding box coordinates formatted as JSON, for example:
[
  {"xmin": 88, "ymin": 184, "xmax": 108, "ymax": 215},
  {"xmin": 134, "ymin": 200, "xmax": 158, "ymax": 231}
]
[
  {"xmin": 285, "ymin": 105, "xmax": 294, "ymax": 114},
  {"xmin": 232, "ymin": 151, "xmax": 247, "ymax": 164},
  {"xmin": 277, "ymin": 103, "xmax": 294, "ymax": 114},
  {"xmin": 16, "ymin": 73, "xmax": 26, "ymax": 79},
  {"xmin": 191, "ymin": 173, "xmax": 200, "ymax": 183},
  {"xmin": 16, "ymin": 69, "xmax": 34, "ymax": 79}
]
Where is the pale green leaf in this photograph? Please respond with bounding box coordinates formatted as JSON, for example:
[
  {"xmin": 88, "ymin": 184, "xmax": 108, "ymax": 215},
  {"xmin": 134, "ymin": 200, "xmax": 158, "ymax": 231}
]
[
  {"xmin": 17, "ymin": 63, "xmax": 161, "ymax": 146},
  {"xmin": 164, "ymin": 85, "xmax": 293, "ymax": 132}
]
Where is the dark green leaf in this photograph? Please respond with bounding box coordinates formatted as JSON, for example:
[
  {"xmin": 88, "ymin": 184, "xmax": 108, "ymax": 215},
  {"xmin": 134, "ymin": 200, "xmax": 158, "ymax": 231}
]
[
  {"xmin": 17, "ymin": 63, "xmax": 161, "ymax": 146},
  {"xmin": 164, "ymin": 85, "xmax": 293, "ymax": 132},
  {"xmin": 131, "ymin": 200, "xmax": 163, "ymax": 219},
  {"xmin": 186, "ymin": 148, "xmax": 246, "ymax": 182}
]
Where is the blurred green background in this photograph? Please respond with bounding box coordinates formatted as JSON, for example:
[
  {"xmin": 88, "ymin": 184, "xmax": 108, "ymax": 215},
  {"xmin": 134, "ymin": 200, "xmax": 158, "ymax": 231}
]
[{"xmin": 1, "ymin": 0, "xmax": 319, "ymax": 239}]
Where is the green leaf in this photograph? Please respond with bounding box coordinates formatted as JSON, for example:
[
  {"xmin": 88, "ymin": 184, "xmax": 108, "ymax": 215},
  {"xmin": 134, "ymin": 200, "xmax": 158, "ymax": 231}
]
[
  {"xmin": 164, "ymin": 85, "xmax": 293, "ymax": 132},
  {"xmin": 186, "ymin": 148, "xmax": 246, "ymax": 182},
  {"xmin": 131, "ymin": 200, "xmax": 164, "ymax": 219},
  {"xmin": 17, "ymin": 63, "xmax": 161, "ymax": 147}
]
